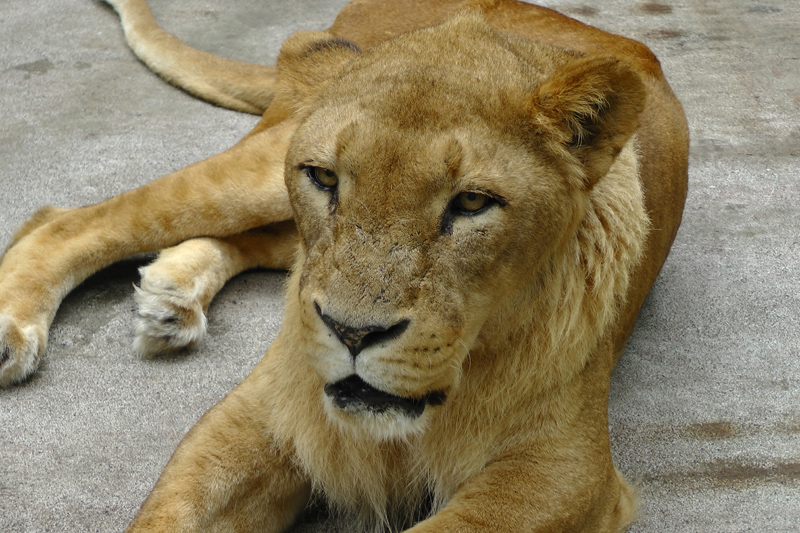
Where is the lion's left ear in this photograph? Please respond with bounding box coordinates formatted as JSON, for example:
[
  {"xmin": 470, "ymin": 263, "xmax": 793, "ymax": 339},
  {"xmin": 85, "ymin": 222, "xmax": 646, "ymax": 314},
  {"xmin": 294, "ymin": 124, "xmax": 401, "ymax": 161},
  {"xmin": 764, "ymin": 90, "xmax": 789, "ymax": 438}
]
[
  {"xmin": 276, "ymin": 30, "xmax": 361, "ymax": 106},
  {"xmin": 532, "ymin": 57, "xmax": 646, "ymax": 188}
]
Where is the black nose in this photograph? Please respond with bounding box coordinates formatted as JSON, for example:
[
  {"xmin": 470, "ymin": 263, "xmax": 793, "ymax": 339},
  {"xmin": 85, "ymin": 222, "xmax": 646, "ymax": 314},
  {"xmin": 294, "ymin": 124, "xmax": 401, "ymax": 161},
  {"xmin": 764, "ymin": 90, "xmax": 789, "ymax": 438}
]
[{"xmin": 315, "ymin": 302, "xmax": 409, "ymax": 358}]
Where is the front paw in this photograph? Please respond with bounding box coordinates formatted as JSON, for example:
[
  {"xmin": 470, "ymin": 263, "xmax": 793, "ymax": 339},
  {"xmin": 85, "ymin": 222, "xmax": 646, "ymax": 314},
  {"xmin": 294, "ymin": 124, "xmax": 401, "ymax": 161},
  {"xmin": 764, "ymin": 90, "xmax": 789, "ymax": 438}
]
[
  {"xmin": 0, "ymin": 314, "xmax": 45, "ymax": 387},
  {"xmin": 133, "ymin": 270, "xmax": 208, "ymax": 358}
]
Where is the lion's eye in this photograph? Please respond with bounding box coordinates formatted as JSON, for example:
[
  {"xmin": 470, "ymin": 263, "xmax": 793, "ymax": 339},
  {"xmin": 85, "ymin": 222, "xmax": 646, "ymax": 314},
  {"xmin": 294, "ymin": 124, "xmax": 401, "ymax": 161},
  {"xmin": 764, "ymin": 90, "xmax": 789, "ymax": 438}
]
[
  {"xmin": 454, "ymin": 191, "xmax": 490, "ymax": 214},
  {"xmin": 306, "ymin": 166, "xmax": 338, "ymax": 190}
]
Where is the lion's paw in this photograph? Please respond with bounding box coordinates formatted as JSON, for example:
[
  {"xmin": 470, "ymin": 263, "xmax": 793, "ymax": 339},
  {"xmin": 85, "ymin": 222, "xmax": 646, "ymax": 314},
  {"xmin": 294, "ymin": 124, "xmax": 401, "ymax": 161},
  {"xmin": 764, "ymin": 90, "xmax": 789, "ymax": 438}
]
[
  {"xmin": 133, "ymin": 271, "xmax": 208, "ymax": 358},
  {"xmin": 0, "ymin": 314, "xmax": 45, "ymax": 388}
]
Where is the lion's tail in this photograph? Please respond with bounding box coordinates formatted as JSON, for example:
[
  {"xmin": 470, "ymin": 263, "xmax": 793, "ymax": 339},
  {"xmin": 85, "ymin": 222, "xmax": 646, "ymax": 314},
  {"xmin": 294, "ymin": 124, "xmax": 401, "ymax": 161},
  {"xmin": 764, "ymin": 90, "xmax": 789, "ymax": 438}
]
[{"xmin": 104, "ymin": 0, "xmax": 276, "ymax": 115}]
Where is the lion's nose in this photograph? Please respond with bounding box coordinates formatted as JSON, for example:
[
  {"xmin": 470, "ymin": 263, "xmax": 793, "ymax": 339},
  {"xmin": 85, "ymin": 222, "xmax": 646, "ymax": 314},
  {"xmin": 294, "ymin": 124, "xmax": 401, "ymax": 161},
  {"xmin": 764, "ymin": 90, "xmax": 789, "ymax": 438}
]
[{"xmin": 314, "ymin": 302, "xmax": 409, "ymax": 358}]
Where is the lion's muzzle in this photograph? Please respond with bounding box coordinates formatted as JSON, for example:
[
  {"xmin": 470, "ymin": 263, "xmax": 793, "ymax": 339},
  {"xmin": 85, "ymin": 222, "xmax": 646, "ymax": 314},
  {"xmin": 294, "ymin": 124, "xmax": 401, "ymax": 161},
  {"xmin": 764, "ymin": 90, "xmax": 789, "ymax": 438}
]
[{"xmin": 324, "ymin": 375, "xmax": 445, "ymax": 418}]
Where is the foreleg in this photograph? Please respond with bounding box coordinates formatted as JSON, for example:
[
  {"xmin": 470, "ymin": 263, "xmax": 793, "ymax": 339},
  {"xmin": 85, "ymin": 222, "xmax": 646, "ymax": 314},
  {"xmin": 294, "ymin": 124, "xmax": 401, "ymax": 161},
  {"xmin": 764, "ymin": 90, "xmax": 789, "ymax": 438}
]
[
  {"xmin": 127, "ymin": 349, "xmax": 311, "ymax": 532},
  {"xmin": 134, "ymin": 222, "xmax": 298, "ymax": 356},
  {"xmin": 410, "ymin": 454, "xmax": 634, "ymax": 533},
  {"xmin": 0, "ymin": 121, "xmax": 295, "ymax": 387},
  {"xmin": 411, "ymin": 352, "xmax": 636, "ymax": 532}
]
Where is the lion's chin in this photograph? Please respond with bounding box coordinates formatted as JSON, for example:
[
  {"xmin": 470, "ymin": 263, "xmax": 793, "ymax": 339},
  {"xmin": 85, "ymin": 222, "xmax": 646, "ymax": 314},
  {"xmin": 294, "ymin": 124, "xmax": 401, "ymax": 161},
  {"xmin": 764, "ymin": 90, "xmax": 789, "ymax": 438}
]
[{"xmin": 322, "ymin": 375, "xmax": 445, "ymax": 439}]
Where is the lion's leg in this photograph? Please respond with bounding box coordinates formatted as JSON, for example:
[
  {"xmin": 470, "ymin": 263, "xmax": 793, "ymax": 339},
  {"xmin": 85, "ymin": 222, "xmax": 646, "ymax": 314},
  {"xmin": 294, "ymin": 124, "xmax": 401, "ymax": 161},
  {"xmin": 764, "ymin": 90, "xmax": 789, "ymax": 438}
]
[
  {"xmin": 134, "ymin": 222, "xmax": 298, "ymax": 356},
  {"xmin": 127, "ymin": 346, "xmax": 310, "ymax": 532},
  {"xmin": 0, "ymin": 120, "xmax": 295, "ymax": 387},
  {"xmin": 412, "ymin": 352, "xmax": 634, "ymax": 533},
  {"xmin": 6, "ymin": 206, "xmax": 75, "ymax": 247},
  {"xmin": 410, "ymin": 454, "xmax": 634, "ymax": 533}
]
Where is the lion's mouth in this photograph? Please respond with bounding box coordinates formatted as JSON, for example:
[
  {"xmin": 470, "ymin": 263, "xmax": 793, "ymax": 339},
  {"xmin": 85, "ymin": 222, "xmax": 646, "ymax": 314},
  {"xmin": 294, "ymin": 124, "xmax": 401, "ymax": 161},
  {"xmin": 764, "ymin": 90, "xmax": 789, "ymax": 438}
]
[{"xmin": 324, "ymin": 375, "xmax": 445, "ymax": 418}]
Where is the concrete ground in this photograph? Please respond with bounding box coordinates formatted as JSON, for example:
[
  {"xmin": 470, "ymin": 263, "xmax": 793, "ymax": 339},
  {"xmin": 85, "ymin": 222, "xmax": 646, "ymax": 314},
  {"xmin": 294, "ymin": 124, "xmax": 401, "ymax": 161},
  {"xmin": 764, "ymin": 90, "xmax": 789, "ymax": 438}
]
[{"xmin": 1, "ymin": 0, "xmax": 798, "ymax": 531}]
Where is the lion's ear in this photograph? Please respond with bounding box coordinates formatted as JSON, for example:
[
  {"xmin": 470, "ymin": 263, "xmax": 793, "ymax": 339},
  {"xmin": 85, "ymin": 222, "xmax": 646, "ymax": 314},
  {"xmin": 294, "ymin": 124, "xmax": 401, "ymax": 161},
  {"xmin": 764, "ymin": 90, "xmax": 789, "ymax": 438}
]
[
  {"xmin": 532, "ymin": 57, "xmax": 646, "ymax": 188},
  {"xmin": 276, "ymin": 30, "xmax": 361, "ymax": 105}
]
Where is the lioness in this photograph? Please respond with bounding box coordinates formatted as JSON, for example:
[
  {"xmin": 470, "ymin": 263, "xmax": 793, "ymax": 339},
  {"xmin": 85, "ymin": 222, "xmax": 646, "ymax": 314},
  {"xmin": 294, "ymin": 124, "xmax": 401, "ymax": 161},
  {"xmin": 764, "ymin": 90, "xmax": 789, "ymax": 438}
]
[{"xmin": 0, "ymin": 0, "xmax": 688, "ymax": 530}]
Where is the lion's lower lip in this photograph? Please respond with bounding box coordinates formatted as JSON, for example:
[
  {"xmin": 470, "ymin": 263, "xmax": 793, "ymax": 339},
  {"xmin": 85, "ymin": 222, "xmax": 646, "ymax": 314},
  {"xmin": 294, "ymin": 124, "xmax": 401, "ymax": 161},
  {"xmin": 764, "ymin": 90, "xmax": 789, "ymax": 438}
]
[{"xmin": 324, "ymin": 375, "xmax": 445, "ymax": 418}]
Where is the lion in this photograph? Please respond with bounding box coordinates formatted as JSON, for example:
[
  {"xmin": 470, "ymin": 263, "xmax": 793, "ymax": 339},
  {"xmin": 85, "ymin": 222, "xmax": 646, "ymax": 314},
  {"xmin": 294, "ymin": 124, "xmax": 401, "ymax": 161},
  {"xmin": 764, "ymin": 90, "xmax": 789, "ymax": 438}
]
[{"xmin": 0, "ymin": 0, "xmax": 688, "ymax": 531}]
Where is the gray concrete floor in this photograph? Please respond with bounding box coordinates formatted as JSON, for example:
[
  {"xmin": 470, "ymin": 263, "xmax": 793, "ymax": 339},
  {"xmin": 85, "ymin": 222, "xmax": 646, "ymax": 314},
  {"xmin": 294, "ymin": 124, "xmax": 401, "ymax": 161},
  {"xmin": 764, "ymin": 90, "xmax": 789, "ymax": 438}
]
[{"xmin": 1, "ymin": 1, "xmax": 798, "ymax": 531}]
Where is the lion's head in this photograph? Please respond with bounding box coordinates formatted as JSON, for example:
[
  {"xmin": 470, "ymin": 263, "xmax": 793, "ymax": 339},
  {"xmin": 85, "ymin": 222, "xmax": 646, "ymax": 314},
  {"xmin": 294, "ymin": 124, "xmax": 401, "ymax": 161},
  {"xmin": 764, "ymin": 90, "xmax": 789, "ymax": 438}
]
[{"xmin": 275, "ymin": 12, "xmax": 648, "ymax": 438}]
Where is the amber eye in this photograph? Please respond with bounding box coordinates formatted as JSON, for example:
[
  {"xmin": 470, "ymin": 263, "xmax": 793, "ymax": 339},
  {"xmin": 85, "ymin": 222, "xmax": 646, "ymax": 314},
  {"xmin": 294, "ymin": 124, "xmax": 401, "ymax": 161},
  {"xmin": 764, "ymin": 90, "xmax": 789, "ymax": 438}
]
[
  {"xmin": 454, "ymin": 191, "xmax": 490, "ymax": 214},
  {"xmin": 306, "ymin": 166, "xmax": 338, "ymax": 190}
]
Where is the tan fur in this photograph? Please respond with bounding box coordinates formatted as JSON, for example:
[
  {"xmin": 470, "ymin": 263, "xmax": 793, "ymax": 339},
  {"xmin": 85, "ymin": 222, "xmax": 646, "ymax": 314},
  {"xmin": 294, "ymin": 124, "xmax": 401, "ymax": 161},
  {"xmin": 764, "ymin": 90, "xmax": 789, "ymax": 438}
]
[{"xmin": 0, "ymin": 0, "xmax": 689, "ymax": 531}]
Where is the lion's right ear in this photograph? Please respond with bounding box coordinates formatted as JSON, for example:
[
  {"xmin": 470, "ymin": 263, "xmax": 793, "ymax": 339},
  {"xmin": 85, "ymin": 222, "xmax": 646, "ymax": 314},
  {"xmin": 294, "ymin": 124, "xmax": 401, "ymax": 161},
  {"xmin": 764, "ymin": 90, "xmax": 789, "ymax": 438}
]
[
  {"xmin": 531, "ymin": 57, "xmax": 646, "ymax": 189},
  {"xmin": 276, "ymin": 31, "xmax": 361, "ymax": 106}
]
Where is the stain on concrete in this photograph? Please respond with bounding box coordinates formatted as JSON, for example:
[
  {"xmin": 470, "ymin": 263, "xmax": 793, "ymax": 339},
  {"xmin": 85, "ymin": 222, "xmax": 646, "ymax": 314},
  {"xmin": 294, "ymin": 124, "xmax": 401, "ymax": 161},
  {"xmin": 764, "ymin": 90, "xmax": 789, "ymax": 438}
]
[
  {"xmin": 567, "ymin": 6, "xmax": 599, "ymax": 17},
  {"xmin": 638, "ymin": 2, "xmax": 673, "ymax": 15},
  {"xmin": 685, "ymin": 421, "xmax": 739, "ymax": 439},
  {"xmin": 645, "ymin": 29, "xmax": 686, "ymax": 40},
  {"xmin": 706, "ymin": 460, "xmax": 800, "ymax": 487},
  {"xmin": 649, "ymin": 459, "xmax": 800, "ymax": 490},
  {"xmin": 75, "ymin": 61, "xmax": 92, "ymax": 71},
  {"xmin": 610, "ymin": 420, "xmax": 800, "ymax": 446},
  {"xmin": 748, "ymin": 5, "xmax": 783, "ymax": 14},
  {"xmin": 12, "ymin": 58, "xmax": 54, "ymax": 77},
  {"xmin": 724, "ymin": 203, "xmax": 748, "ymax": 212},
  {"xmin": 781, "ymin": 420, "xmax": 800, "ymax": 433},
  {"xmin": 707, "ymin": 34, "xmax": 732, "ymax": 42}
]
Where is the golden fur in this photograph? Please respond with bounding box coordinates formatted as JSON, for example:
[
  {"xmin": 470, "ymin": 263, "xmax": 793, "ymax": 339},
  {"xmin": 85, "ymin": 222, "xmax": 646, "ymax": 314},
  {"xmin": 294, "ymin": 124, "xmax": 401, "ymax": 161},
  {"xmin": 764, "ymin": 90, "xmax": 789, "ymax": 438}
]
[{"xmin": 0, "ymin": 0, "xmax": 689, "ymax": 531}]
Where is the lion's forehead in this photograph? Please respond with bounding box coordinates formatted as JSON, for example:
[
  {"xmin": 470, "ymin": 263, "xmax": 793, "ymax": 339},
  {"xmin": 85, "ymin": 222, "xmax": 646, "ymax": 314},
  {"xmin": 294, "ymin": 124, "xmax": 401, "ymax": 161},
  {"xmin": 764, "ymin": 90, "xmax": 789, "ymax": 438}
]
[
  {"xmin": 322, "ymin": 62, "xmax": 528, "ymax": 135},
  {"xmin": 315, "ymin": 18, "xmax": 567, "ymax": 134}
]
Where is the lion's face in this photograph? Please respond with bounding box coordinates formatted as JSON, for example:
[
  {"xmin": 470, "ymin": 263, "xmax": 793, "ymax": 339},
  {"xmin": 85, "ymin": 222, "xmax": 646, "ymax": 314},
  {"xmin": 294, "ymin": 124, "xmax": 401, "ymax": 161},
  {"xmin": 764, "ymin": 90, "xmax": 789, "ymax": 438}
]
[{"xmin": 280, "ymin": 14, "xmax": 644, "ymax": 435}]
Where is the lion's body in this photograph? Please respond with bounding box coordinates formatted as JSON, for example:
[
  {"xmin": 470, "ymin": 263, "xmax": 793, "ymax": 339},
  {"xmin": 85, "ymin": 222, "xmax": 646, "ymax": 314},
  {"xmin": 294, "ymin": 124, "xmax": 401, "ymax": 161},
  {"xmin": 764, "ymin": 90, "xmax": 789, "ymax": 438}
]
[{"xmin": 0, "ymin": 0, "xmax": 688, "ymax": 531}]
